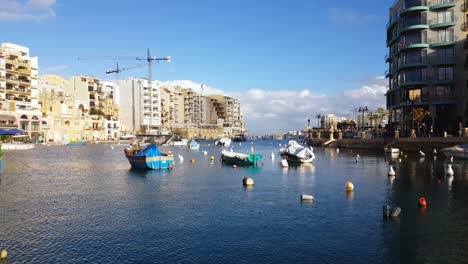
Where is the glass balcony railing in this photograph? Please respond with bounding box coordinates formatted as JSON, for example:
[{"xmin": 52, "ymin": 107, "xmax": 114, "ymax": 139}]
[
  {"xmin": 405, "ymin": 0, "xmax": 428, "ymax": 8},
  {"xmin": 429, "ymin": 0, "xmax": 456, "ymax": 9},
  {"xmin": 429, "ymin": 36, "xmax": 456, "ymax": 46},
  {"xmin": 400, "ymin": 56, "xmax": 427, "ymax": 67},
  {"xmin": 429, "ymin": 16, "xmax": 455, "ymax": 27}
]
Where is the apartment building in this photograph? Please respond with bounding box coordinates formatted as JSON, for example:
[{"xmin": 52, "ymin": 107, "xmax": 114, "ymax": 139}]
[
  {"xmin": 386, "ymin": 0, "xmax": 467, "ymax": 135},
  {"xmin": 160, "ymin": 86, "xmax": 184, "ymax": 130},
  {"xmin": 118, "ymin": 78, "xmax": 161, "ymax": 134},
  {"xmin": 0, "ymin": 43, "xmax": 42, "ymax": 139}
]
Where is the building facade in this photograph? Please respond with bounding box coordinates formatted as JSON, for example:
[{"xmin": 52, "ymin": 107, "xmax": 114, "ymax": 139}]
[
  {"xmin": 0, "ymin": 43, "xmax": 42, "ymax": 139},
  {"xmin": 386, "ymin": 0, "xmax": 467, "ymax": 136}
]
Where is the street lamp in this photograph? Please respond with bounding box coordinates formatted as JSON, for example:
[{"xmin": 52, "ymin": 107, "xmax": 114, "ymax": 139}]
[{"xmin": 358, "ymin": 106, "xmax": 368, "ymax": 129}]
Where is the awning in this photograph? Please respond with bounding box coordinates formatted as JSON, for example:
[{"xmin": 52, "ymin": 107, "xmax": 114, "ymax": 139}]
[{"xmin": 0, "ymin": 114, "xmax": 17, "ymax": 123}]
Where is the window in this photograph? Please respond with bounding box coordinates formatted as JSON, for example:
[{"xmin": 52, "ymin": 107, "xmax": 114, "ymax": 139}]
[
  {"xmin": 436, "ymin": 47, "xmax": 454, "ymax": 63},
  {"xmin": 435, "ymin": 86, "xmax": 454, "ymax": 97},
  {"xmin": 437, "ymin": 29, "xmax": 454, "ymax": 42},
  {"xmin": 409, "ymin": 89, "xmax": 421, "ymax": 102},
  {"xmin": 437, "ymin": 67, "xmax": 454, "ymax": 80},
  {"xmin": 437, "ymin": 10, "xmax": 453, "ymax": 24}
]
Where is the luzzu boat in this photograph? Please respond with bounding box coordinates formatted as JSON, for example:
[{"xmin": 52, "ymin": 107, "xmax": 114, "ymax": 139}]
[
  {"xmin": 440, "ymin": 144, "xmax": 468, "ymax": 159},
  {"xmin": 221, "ymin": 150, "xmax": 262, "ymax": 166},
  {"xmin": 124, "ymin": 144, "xmax": 174, "ymax": 170},
  {"xmin": 187, "ymin": 139, "xmax": 200, "ymax": 150},
  {"xmin": 66, "ymin": 141, "xmax": 87, "ymax": 146}
]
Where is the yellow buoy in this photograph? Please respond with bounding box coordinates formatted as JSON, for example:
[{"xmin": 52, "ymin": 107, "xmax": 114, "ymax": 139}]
[
  {"xmin": 345, "ymin": 181, "xmax": 354, "ymax": 192},
  {"xmin": 1, "ymin": 249, "xmax": 7, "ymax": 259},
  {"xmin": 191, "ymin": 159, "xmax": 196, "ymax": 163},
  {"xmin": 210, "ymin": 156, "xmax": 215, "ymax": 160}
]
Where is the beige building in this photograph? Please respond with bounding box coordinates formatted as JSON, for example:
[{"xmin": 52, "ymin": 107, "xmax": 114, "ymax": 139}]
[
  {"xmin": 386, "ymin": 0, "xmax": 467, "ymax": 135},
  {"xmin": 160, "ymin": 86, "xmax": 184, "ymax": 130},
  {"xmin": 0, "ymin": 43, "xmax": 42, "ymax": 139}
]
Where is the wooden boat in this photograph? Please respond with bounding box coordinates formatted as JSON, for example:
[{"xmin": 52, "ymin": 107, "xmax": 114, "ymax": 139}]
[
  {"xmin": 66, "ymin": 141, "xmax": 87, "ymax": 146},
  {"xmin": 124, "ymin": 144, "xmax": 174, "ymax": 170},
  {"xmin": 187, "ymin": 139, "xmax": 200, "ymax": 150},
  {"xmin": 279, "ymin": 140, "xmax": 315, "ymax": 163},
  {"xmin": 221, "ymin": 150, "xmax": 262, "ymax": 166}
]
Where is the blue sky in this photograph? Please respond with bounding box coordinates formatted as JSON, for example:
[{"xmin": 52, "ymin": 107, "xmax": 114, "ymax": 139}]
[{"xmin": 0, "ymin": 0, "xmax": 394, "ymax": 134}]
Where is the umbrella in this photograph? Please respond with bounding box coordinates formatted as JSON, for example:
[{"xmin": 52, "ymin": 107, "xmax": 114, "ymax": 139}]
[{"xmin": 0, "ymin": 128, "xmax": 27, "ymax": 135}]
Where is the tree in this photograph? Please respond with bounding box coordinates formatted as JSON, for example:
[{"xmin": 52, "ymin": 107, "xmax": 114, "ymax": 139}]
[{"xmin": 411, "ymin": 108, "xmax": 430, "ymax": 131}]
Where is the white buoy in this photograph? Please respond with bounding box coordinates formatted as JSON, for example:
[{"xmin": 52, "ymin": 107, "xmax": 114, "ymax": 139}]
[
  {"xmin": 202, "ymin": 151, "xmax": 208, "ymax": 155},
  {"xmin": 230, "ymin": 146, "xmax": 233, "ymax": 152},
  {"xmin": 336, "ymin": 148, "xmax": 340, "ymax": 153},
  {"xmin": 446, "ymin": 164, "xmax": 454, "ymax": 176},
  {"xmin": 281, "ymin": 159, "xmax": 289, "ymax": 167},
  {"xmin": 110, "ymin": 145, "xmax": 114, "ymax": 150},
  {"xmin": 242, "ymin": 177, "xmax": 255, "ymax": 186},
  {"xmin": 279, "ymin": 143, "xmax": 282, "ymax": 146},
  {"xmin": 251, "ymin": 146, "xmax": 254, "ymax": 153},
  {"xmin": 398, "ymin": 158, "xmax": 402, "ymax": 162},
  {"xmin": 433, "ymin": 149, "xmax": 437, "ymax": 155},
  {"xmin": 355, "ymin": 154, "xmax": 360, "ymax": 163},
  {"xmin": 450, "ymin": 156, "xmax": 454, "ymax": 163},
  {"xmin": 301, "ymin": 194, "xmax": 314, "ymax": 201},
  {"xmin": 239, "ymin": 142, "xmax": 242, "ymax": 146},
  {"xmin": 388, "ymin": 165, "xmax": 396, "ymax": 176},
  {"xmin": 178, "ymin": 154, "xmax": 184, "ymax": 162},
  {"xmin": 419, "ymin": 150, "xmax": 425, "ymax": 157},
  {"xmin": 270, "ymin": 152, "xmax": 275, "ymax": 160}
]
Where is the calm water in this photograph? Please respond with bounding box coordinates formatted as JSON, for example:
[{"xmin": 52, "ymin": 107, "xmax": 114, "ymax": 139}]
[{"xmin": 0, "ymin": 140, "xmax": 467, "ymax": 263}]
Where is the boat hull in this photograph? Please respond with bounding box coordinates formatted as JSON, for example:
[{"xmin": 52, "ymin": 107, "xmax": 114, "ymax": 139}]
[
  {"xmin": 125, "ymin": 152, "xmax": 174, "ymax": 169},
  {"xmin": 67, "ymin": 142, "xmax": 87, "ymax": 146},
  {"xmin": 280, "ymin": 152, "xmax": 314, "ymax": 163}
]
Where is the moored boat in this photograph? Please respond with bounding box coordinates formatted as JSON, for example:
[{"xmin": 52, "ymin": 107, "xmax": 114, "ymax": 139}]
[
  {"xmin": 279, "ymin": 140, "xmax": 315, "ymax": 163},
  {"xmin": 215, "ymin": 138, "xmax": 231, "ymax": 147},
  {"xmin": 66, "ymin": 141, "xmax": 87, "ymax": 146},
  {"xmin": 221, "ymin": 150, "xmax": 262, "ymax": 166},
  {"xmin": 170, "ymin": 138, "xmax": 188, "ymax": 147},
  {"xmin": 187, "ymin": 139, "xmax": 200, "ymax": 150},
  {"xmin": 124, "ymin": 144, "xmax": 174, "ymax": 170},
  {"xmin": 232, "ymin": 134, "xmax": 247, "ymax": 142},
  {"xmin": 440, "ymin": 144, "xmax": 468, "ymax": 159},
  {"xmin": 384, "ymin": 147, "xmax": 399, "ymax": 154}
]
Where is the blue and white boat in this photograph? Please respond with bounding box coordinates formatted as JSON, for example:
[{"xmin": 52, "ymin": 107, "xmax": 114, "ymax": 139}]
[
  {"xmin": 187, "ymin": 139, "xmax": 200, "ymax": 150},
  {"xmin": 66, "ymin": 141, "xmax": 87, "ymax": 146},
  {"xmin": 124, "ymin": 144, "xmax": 174, "ymax": 170}
]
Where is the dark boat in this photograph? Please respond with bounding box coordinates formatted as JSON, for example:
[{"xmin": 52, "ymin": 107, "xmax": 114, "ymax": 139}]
[
  {"xmin": 221, "ymin": 150, "xmax": 262, "ymax": 166},
  {"xmin": 232, "ymin": 134, "xmax": 247, "ymax": 142},
  {"xmin": 124, "ymin": 144, "xmax": 174, "ymax": 170}
]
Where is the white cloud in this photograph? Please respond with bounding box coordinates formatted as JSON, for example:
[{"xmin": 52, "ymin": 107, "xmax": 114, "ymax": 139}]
[
  {"xmin": 41, "ymin": 64, "xmax": 68, "ymax": 75},
  {"xmin": 0, "ymin": 0, "xmax": 56, "ymax": 22},
  {"xmin": 159, "ymin": 80, "xmax": 224, "ymax": 95},
  {"xmin": 328, "ymin": 8, "xmax": 376, "ymax": 25}
]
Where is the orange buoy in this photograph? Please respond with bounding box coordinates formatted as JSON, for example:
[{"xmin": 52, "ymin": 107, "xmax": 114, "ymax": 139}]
[
  {"xmin": 419, "ymin": 197, "xmax": 427, "ymax": 207},
  {"xmin": 191, "ymin": 159, "xmax": 196, "ymax": 163},
  {"xmin": 345, "ymin": 181, "xmax": 354, "ymax": 192}
]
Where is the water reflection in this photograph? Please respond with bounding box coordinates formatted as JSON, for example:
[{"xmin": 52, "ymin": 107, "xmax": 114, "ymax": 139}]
[{"xmin": 346, "ymin": 191, "xmax": 354, "ymax": 201}]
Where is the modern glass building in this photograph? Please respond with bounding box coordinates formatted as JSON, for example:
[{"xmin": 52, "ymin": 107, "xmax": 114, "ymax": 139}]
[{"xmin": 386, "ymin": 0, "xmax": 466, "ymax": 136}]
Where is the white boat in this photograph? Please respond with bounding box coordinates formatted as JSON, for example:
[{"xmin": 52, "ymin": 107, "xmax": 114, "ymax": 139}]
[
  {"xmin": 187, "ymin": 139, "xmax": 200, "ymax": 150},
  {"xmin": 278, "ymin": 140, "xmax": 315, "ymax": 163},
  {"xmin": 170, "ymin": 138, "xmax": 188, "ymax": 147},
  {"xmin": 2, "ymin": 142, "xmax": 35, "ymax": 150},
  {"xmin": 440, "ymin": 144, "xmax": 468, "ymax": 159},
  {"xmin": 215, "ymin": 138, "xmax": 231, "ymax": 147},
  {"xmin": 120, "ymin": 135, "xmax": 136, "ymax": 140},
  {"xmin": 384, "ymin": 147, "xmax": 399, "ymax": 154}
]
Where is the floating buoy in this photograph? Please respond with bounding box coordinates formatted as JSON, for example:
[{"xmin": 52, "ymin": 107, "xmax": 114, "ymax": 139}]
[
  {"xmin": 355, "ymin": 154, "xmax": 360, "ymax": 163},
  {"xmin": 239, "ymin": 142, "xmax": 242, "ymax": 146},
  {"xmin": 419, "ymin": 197, "xmax": 427, "ymax": 207},
  {"xmin": 301, "ymin": 194, "xmax": 314, "ymax": 201},
  {"xmin": 388, "ymin": 165, "xmax": 396, "ymax": 176},
  {"xmin": 281, "ymin": 159, "xmax": 288, "ymax": 167},
  {"xmin": 404, "ymin": 154, "xmax": 407, "ymax": 158},
  {"xmin": 178, "ymin": 154, "xmax": 184, "ymax": 162},
  {"xmin": 251, "ymin": 146, "xmax": 254, "ymax": 153},
  {"xmin": 233, "ymin": 164, "xmax": 237, "ymax": 168},
  {"xmin": 0, "ymin": 249, "xmax": 7, "ymax": 259},
  {"xmin": 270, "ymin": 152, "xmax": 275, "ymax": 160},
  {"xmin": 345, "ymin": 181, "xmax": 354, "ymax": 192},
  {"xmin": 167, "ymin": 151, "xmax": 173, "ymax": 157},
  {"xmin": 336, "ymin": 148, "xmax": 340, "ymax": 153},
  {"xmin": 202, "ymin": 151, "xmax": 207, "ymax": 155},
  {"xmin": 450, "ymin": 156, "xmax": 454, "ymax": 162},
  {"xmin": 191, "ymin": 159, "xmax": 196, "ymax": 163},
  {"xmin": 242, "ymin": 177, "xmax": 254, "ymax": 186},
  {"xmin": 210, "ymin": 155, "xmax": 215, "ymax": 160},
  {"xmin": 279, "ymin": 143, "xmax": 282, "ymax": 146},
  {"xmin": 419, "ymin": 150, "xmax": 425, "ymax": 157},
  {"xmin": 398, "ymin": 158, "xmax": 402, "ymax": 162},
  {"xmin": 446, "ymin": 164, "xmax": 454, "ymax": 176},
  {"xmin": 110, "ymin": 145, "xmax": 114, "ymax": 150},
  {"xmin": 433, "ymin": 149, "xmax": 437, "ymax": 155}
]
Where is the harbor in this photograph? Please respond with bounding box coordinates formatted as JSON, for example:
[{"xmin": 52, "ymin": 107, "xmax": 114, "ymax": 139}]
[{"xmin": 0, "ymin": 140, "xmax": 467, "ymax": 263}]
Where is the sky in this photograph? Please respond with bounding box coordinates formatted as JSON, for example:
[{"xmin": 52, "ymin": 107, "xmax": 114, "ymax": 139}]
[{"xmin": 0, "ymin": 0, "xmax": 394, "ymax": 134}]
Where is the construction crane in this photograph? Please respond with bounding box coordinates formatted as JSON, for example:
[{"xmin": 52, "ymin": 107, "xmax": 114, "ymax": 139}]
[{"xmin": 78, "ymin": 48, "xmax": 171, "ymax": 132}]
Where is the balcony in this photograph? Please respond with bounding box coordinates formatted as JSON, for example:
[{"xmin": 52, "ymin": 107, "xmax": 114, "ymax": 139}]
[
  {"xmin": 398, "ymin": 39, "xmax": 429, "ymax": 51},
  {"xmin": 18, "ymin": 68, "xmax": 31, "ymax": 75},
  {"xmin": 462, "ymin": 22, "xmax": 468, "ymax": 31},
  {"xmin": 399, "ymin": 18, "xmax": 428, "ymax": 33},
  {"xmin": 399, "ymin": 56, "xmax": 428, "ymax": 69},
  {"xmin": 386, "ymin": 15, "xmax": 398, "ymax": 29},
  {"xmin": 429, "ymin": 36, "xmax": 456, "ymax": 47},
  {"xmin": 429, "ymin": 0, "xmax": 456, "ymax": 10},
  {"xmin": 400, "ymin": 79, "xmax": 429, "ymax": 86},
  {"xmin": 400, "ymin": 0, "xmax": 428, "ymax": 15},
  {"xmin": 429, "ymin": 16, "xmax": 456, "ymax": 29}
]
